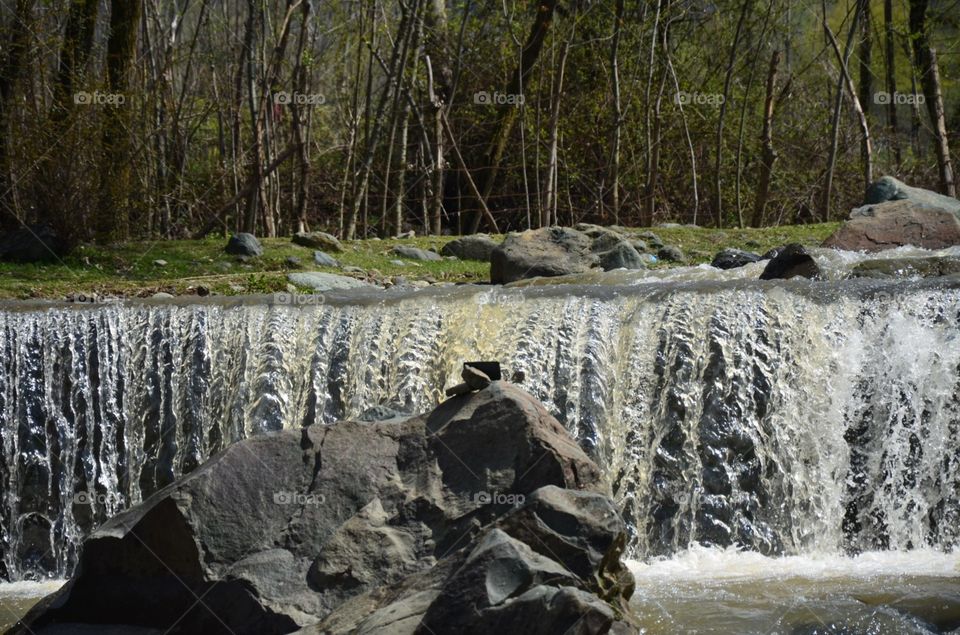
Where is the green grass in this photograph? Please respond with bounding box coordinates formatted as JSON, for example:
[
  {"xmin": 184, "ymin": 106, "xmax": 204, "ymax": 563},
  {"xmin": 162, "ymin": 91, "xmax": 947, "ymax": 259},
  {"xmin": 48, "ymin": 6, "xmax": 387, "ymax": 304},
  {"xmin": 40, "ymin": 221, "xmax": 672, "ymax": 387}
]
[{"xmin": 0, "ymin": 224, "xmax": 840, "ymax": 300}]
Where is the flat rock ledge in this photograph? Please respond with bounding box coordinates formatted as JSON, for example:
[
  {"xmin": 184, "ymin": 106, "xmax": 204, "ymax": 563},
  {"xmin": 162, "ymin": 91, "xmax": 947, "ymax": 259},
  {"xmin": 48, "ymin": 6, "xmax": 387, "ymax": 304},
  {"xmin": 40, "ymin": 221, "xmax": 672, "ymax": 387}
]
[{"xmin": 10, "ymin": 382, "xmax": 635, "ymax": 635}]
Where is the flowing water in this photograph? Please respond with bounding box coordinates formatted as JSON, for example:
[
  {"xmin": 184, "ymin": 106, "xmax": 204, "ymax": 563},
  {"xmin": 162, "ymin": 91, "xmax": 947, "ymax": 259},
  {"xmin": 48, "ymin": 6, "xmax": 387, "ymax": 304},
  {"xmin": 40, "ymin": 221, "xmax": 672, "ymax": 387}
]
[{"xmin": 1, "ymin": 248, "xmax": 959, "ymax": 632}]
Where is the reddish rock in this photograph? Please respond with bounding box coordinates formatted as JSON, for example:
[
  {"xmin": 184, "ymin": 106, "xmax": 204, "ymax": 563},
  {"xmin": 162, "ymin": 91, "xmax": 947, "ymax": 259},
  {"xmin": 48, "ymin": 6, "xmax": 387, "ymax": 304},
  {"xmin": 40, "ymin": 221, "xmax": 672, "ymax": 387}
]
[{"xmin": 822, "ymin": 200, "xmax": 960, "ymax": 252}]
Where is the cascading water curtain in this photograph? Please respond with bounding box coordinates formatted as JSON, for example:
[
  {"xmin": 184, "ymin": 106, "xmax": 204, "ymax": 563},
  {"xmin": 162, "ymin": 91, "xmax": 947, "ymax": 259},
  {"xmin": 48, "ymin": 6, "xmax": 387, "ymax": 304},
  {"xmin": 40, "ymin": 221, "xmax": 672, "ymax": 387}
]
[{"xmin": 0, "ymin": 282, "xmax": 958, "ymax": 579}]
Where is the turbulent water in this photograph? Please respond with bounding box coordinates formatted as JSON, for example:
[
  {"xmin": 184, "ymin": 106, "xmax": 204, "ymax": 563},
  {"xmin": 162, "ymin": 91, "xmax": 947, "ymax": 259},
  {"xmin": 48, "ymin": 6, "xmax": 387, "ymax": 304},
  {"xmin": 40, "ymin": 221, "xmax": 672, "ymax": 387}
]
[{"xmin": 1, "ymin": 252, "xmax": 959, "ymax": 623}]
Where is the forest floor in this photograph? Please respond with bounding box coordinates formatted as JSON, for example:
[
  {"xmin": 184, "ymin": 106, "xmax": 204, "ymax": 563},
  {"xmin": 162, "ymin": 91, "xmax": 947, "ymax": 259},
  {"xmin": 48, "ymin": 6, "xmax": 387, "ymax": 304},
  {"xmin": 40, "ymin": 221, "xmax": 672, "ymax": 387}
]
[{"xmin": 0, "ymin": 223, "xmax": 841, "ymax": 300}]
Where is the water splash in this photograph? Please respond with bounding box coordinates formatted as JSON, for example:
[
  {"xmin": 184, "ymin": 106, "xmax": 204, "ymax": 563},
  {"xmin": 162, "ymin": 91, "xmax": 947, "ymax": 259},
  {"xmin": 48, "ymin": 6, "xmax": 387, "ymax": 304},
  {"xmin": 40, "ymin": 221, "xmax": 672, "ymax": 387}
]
[{"xmin": 0, "ymin": 278, "xmax": 958, "ymax": 579}]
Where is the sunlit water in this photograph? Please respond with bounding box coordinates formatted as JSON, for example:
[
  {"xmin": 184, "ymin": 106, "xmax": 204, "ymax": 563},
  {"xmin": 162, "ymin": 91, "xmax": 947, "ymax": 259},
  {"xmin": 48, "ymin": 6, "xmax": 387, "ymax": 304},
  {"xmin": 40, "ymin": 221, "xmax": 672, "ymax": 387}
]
[
  {"xmin": 1, "ymin": 247, "xmax": 959, "ymax": 631},
  {"xmin": 628, "ymin": 548, "xmax": 960, "ymax": 634}
]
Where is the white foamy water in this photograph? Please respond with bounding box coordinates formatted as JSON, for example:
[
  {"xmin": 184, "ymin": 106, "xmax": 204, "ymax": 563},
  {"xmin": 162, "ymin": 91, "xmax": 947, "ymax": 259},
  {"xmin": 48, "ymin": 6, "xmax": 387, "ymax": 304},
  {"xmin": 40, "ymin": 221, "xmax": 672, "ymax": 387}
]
[
  {"xmin": 629, "ymin": 548, "xmax": 960, "ymax": 634},
  {"xmin": 628, "ymin": 546, "xmax": 960, "ymax": 582}
]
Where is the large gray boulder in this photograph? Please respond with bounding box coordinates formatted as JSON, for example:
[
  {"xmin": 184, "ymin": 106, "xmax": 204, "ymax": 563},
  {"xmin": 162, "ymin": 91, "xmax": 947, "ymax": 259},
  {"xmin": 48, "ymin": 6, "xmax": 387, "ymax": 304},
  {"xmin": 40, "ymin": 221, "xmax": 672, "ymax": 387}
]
[
  {"xmin": 12, "ymin": 383, "xmax": 631, "ymax": 635},
  {"xmin": 491, "ymin": 228, "xmax": 597, "ymax": 283},
  {"xmin": 491, "ymin": 227, "xmax": 646, "ymax": 284},
  {"xmin": 822, "ymin": 199, "xmax": 960, "ymax": 252},
  {"xmin": 441, "ymin": 235, "xmax": 499, "ymax": 261},
  {"xmin": 863, "ymin": 176, "xmax": 960, "ymax": 214}
]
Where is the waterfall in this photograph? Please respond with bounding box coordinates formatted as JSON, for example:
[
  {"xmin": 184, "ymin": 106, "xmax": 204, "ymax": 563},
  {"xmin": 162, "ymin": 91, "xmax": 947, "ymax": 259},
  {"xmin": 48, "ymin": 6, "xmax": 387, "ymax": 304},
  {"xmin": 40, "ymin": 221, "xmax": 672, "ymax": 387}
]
[{"xmin": 1, "ymin": 278, "xmax": 958, "ymax": 581}]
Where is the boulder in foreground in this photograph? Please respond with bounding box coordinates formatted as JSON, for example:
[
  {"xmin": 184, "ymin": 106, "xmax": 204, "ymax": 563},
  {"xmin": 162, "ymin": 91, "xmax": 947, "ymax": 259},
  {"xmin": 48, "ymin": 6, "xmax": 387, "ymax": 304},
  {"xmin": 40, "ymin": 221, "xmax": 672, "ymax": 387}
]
[{"xmin": 11, "ymin": 382, "xmax": 632, "ymax": 635}]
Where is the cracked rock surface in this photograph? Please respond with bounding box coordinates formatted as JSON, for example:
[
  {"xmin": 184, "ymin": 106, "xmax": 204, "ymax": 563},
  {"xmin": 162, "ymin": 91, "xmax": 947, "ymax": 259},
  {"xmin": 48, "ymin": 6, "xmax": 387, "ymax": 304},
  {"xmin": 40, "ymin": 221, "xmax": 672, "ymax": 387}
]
[{"xmin": 12, "ymin": 383, "xmax": 633, "ymax": 635}]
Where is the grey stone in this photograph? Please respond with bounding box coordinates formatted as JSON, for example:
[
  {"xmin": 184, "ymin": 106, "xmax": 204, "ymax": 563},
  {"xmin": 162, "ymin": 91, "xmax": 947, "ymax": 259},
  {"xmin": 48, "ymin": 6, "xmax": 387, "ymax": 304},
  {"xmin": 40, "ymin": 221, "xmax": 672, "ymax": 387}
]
[
  {"xmin": 636, "ymin": 231, "xmax": 664, "ymax": 249},
  {"xmin": 292, "ymin": 231, "xmax": 344, "ymax": 253},
  {"xmin": 391, "ymin": 246, "xmax": 442, "ymax": 262},
  {"xmin": 759, "ymin": 243, "xmax": 820, "ymax": 280},
  {"xmin": 225, "ymin": 233, "xmax": 263, "ymax": 257},
  {"xmin": 313, "ymin": 251, "xmax": 340, "ymax": 267},
  {"xmin": 491, "ymin": 227, "xmax": 597, "ymax": 284},
  {"xmin": 863, "ymin": 175, "xmax": 960, "ymax": 214},
  {"xmin": 657, "ymin": 245, "xmax": 685, "ymax": 263},
  {"xmin": 285, "ymin": 256, "xmax": 303, "ymax": 268},
  {"xmin": 596, "ymin": 241, "xmax": 645, "ymax": 270},
  {"xmin": 444, "ymin": 382, "xmax": 473, "ymax": 397},
  {"xmin": 441, "ymin": 235, "xmax": 499, "ymax": 261},
  {"xmin": 461, "ymin": 365, "xmax": 491, "ymax": 391},
  {"xmin": 711, "ymin": 248, "xmax": 762, "ymax": 270},
  {"xmin": 287, "ymin": 272, "xmax": 373, "ymax": 291},
  {"xmin": 823, "ymin": 199, "xmax": 960, "ymax": 252},
  {"xmin": 16, "ymin": 384, "xmax": 621, "ymax": 635}
]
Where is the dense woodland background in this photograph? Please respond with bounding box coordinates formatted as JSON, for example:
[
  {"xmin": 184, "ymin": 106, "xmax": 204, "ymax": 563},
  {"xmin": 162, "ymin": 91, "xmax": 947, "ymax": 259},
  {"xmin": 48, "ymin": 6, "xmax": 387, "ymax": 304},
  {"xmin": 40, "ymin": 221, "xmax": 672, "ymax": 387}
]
[{"xmin": 0, "ymin": 0, "xmax": 957, "ymax": 243}]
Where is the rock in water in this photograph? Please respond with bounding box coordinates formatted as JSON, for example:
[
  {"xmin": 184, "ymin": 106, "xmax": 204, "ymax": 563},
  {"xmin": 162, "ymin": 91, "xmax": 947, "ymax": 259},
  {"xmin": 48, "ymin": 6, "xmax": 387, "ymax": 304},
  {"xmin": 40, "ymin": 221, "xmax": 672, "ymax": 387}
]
[
  {"xmin": 225, "ymin": 233, "xmax": 263, "ymax": 257},
  {"xmin": 759, "ymin": 243, "xmax": 820, "ymax": 280},
  {"xmin": 491, "ymin": 227, "xmax": 598, "ymax": 284},
  {"xmin": 13, "ymin": 383, "xmax": 629, "ymax": 635},
  {"xmin": 822, "ymin": 199, "xmax": 960, "ymax": 252},
  {"xmin": 441, "ymin": 235, "xmax": 499, "ymax": 261},
  {"xmin": 712, "ymin": 248, "xmax": 762, "ymax": 270},
  {"xmin": 292, "ymin": 231, "xmax": 344, "ymax": 253}
]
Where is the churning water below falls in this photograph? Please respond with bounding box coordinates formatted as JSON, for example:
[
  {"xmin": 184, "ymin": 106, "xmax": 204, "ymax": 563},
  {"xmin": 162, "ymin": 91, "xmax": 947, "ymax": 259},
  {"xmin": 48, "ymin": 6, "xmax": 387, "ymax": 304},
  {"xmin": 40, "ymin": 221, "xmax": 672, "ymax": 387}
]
[{"xmin": 1, "ymin": 250, "xmax": 960, "ymax": 633}]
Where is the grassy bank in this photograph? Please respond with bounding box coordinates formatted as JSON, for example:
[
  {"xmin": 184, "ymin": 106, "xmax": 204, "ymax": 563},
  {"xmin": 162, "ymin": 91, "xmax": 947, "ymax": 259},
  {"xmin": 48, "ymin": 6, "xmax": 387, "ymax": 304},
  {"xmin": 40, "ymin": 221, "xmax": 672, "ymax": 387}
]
[{"xmin": 0, "ymin": 223, "xmax": 840, "ymax": 300}]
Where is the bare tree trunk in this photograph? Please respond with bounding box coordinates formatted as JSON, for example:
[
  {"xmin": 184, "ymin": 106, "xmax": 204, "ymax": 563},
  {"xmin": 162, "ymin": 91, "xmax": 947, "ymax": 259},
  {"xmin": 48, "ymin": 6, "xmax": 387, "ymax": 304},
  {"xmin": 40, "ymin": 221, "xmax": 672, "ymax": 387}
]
[
  {"xmin": 752, "ymin": 50, "xmax": 781, "ymax": 227},
  {"xmin": 345, "ymin": 0, "xmax": 413, "ymax": 239},
  {"xmin": 290, "ymin": 0, "xmax": 312, "ymax": 233},
  {"xmin": 0, "ymin": 0, "xmax": 34, "ymax": 227},
  {"xmin": 642, "ymin": 0, "xmax": 662, "ymax": 226},
  {"xmin": 857, "ymin": 0, "xmax": 872, "ymax": 118},
  {"xmin": 921, "ymin": 48, "xmax": 956, "ymax": 197},
  {"xmin": 467, "ymin": 0, "xmax": 559, "ymax": 233},
  {"xmin": 825, "ymin": 12, "xmax": 873, "ymax": 194},
  {"xmin": 713, "ymin": 0, "xmax": 751, "ymax": 228},
  {"xmin": 425, "ymin": 0, "xmax": 451, "ymax": 235},
  {"xmin": 909, "ymin": 0, "xmax": 955, "ymax": 197},
  {"xmin": 543, "ymin": 22, "xmax": 573, "ymax": 228},
  {"xmin": 820, "ymin": 0, "xmax": 861, "ymax": 221},
  {"xmin": 392, "ymin": 0, "xmax": 425, "ymax": 236},
  {"xmin": 97, "ymin": 0, "xmax": 144, "ymax": 242},
  {"xmin": 608, "ymin": 0, "xmax": 624, "ymax": 224},
  {"xmin": 883, "ymin": 0, "xmax": 900, "ymax": 167}
]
